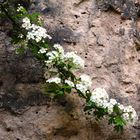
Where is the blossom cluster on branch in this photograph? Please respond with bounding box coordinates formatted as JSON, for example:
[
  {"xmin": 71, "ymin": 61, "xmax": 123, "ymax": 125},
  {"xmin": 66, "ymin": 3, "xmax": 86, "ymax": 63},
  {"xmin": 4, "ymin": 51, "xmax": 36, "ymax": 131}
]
[{"xmin": 0, "ymin": 3, "xmax": 138, "ymax": 133}]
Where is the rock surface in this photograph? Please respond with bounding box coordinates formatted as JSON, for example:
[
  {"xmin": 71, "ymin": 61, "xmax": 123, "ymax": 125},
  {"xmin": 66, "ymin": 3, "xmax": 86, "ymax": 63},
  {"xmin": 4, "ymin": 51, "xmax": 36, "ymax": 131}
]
[{"xmin": 0, "ymin": 0, "xmax": 140, "ymax": 139}]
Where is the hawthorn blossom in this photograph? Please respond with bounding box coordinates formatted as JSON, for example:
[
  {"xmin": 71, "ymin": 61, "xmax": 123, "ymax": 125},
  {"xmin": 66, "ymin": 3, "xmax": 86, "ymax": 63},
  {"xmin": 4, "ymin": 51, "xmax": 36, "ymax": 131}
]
[
  {"xmin": 22, "ymin": 17, "xmax": 52, "ymax": 42},
  {"xmin": 65, "ymin": 80, "xmax": 74, "ymax": 87},
  {"xmin": 64, "ymin": 52, "xmax": 85, "ymax": 69},
  {"xmin": 17, "ymin": 4, "xmax": 24, "ymax": 12},
  {"xmin": 105, "ymin": 99, "xmax": 118, "ymax": 114},
  {"xmin": 38, "ymin": 48, "xmax": 48, "ymax": 54},
  {"xmin": 53, "ymin": 44, "xmax": 64, "ymax": 55},
  {"xmin": 76, "ymin": 74, "xmax": 92, "ymax": 94},
  {"xmin": 26, "ymin": 24, "xmax": 52, "ymax": 42},
  {"xmin": 22, "ymin": 17, "xmax": 31, "ymax": 30},
  {"xmin": 122, "ymin": 105, "xmax": 138, "ymax": 125},
  {"xmin": 46, "ymin": 77, "xmax": 61, "ymax": 84}
]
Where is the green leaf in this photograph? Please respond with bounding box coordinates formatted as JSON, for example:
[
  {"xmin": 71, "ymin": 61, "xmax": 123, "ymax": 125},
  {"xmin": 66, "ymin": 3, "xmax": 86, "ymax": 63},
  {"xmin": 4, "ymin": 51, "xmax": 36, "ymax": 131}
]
[
  {"xmin": 44, "ymin": 83, "xmax": 60, "ymax": 94},
  {"xmin": 113, "ymin": 105, "xmax": 120, "ymax": 114},
  {"xmin": 63, "ymin": 85, "xmax": 72, "ymax": 94},
  {"xmin": 84, "ymin": 101, "xmax": 95, "ymax": 111},
  {"xmin": 94, "ymin": 107, "xmax": 107, "ymax": 120},
  {"xmin": 108, "ymin": 117, "xmax": 115, "ymax": 125},
  {"xmin": 57, "ymin": 90, "xmax": 64, "ymax": 96},
  {"xmin": 114, "ymin": 125, "xmax": 123, "ymax": 133},
  {"xmin": 28, "ymin": 12, "xmax": 41, "ymax": 25},
  {"xmin": 114, "ymin": 116, "xmax": 126, "ymax": 126},
  {"xmin": 42, "ymin": 43, "xmax": 49, "ymax": 48},
  {"xmin": 16, "ymin": 47, "xmax": 25, "ymax": 55}
]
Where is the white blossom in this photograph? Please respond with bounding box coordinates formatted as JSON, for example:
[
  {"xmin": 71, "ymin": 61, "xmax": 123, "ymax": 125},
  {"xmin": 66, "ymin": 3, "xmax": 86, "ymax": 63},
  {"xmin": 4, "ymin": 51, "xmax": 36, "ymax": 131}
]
[
  {"xmin": 64, "ymin": 52, "xmax": 85, "ymax": 69},
  {"xmin": 80, "ymin": 74, "xmax": 92, "ymax": 88},
  {"xmin": 105, "ymin": 99, "xmax": 118, "ymax": 114},
  {"xmin": 17, "ymin": 4, "xmax": 24, "ymax": 12},
  {"xmin": 46, "ymin": 77, "xmax": 61, "ymax": 84},
  {"xmin": 26, "ymin": 25, "xmax": 51, "ymax": 42},
  {"xmin": 90, "ymin": 88, "xmax": 109, "ymax": 107},
  {"xmin": 22, "ymin": 17, "xmax": 31, "ymax": 30},
  {"xmin": 122, "ymin": 105, "xmax": 138, "ymax": 125},
  {"xmin": 46, "ymin": 50, "xmax": 64, "ymax": 64},
  {"xmin": 22, "ymin": 17, "xmax": 51, "ymax": 42},
  {"xmin": 18, "ymin": 34, "xmax": 23, "ymax": 38},
  {"xmin": 65, "ymin": 80, "xmax": 74, "ymax": 87},
  {"xmin": 38, "ymin": 48, "xmax": 48, "ymax": 54},
  {"xmin": 76, "ymin": 84, "xmax": 88, "ymax": 94},
  {"xmin": 110, "ymin": 99, "xmax": 117, "ymax": 105},
  {"xmin": 122, "ymin": 113, "xmax": 130, "ymax": 122},
  {"xmin": 118, "ymin": 104, "xmax": 125, "ymax": 111},
  {"xmin": 76, "ymin": 74, "xmax": 92, "ymax": 94},
  {"xmin": 53, "ymin": 44, "xmax": 64, "ymax": 55}
]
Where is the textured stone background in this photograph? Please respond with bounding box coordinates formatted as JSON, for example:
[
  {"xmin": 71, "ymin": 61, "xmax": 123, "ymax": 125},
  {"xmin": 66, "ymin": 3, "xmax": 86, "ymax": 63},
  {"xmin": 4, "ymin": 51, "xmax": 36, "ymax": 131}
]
[{"xmin": 0, "ymin": 0, "xmax": 140, "ymax": 139}]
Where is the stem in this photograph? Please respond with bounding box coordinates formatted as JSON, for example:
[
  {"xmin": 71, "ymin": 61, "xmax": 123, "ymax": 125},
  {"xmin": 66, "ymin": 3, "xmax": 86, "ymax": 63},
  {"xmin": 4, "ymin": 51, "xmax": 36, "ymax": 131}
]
[
  {"xmin": 0, "ymin": 3, "xmax": 19, "ymax": 27},
  {"xmin": 0, "ymin": 3, "xmax": 43, "ymax": 51}
]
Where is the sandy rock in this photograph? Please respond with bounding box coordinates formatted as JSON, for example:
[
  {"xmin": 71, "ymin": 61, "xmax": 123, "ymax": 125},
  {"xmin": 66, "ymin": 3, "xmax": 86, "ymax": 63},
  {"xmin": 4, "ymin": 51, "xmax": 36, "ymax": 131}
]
[{"xmin": 0, "ymin": 0, "xmax": 140, "ymax": 139}]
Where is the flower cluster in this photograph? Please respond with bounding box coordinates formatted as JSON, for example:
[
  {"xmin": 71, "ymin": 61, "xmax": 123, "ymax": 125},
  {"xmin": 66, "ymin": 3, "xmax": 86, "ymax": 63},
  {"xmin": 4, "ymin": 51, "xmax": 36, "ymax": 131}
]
[
  {"xmin": 65, "ymin": 80, "xmax": 74, "ymax": 87},
  {"xmin": 46, "ymin": 77, "xmax": 61, "ymax": 84},
  {"xmin": 90, "ymin": 88, "xmax": 109, "ymax": 107},
  {"xmin": 76, "ymin": 74, "xmax": 92, "ymax": 94},
  {"xmin": 17, "ymin": 4, "xmax": 25, "ymax": 12},
  {"xmin": 90, "ymin": 87, "xmax": 138, "ymax": 125},
  {"xmin": 22, "ymin": 17, "xmax": 31, "ymax": 30},
  {"xmin": 64, "ymin": 52, "xmax": 85, "ymax": 69},
  {"xmin": 43, "ymin": 44, "xmax": 84, "ymax": 70},
  {"xmin": 3, "ymin": 2, "xmax": 137, "ymax": 131},
  {"xmin": 45, "ymin": 44, "xmax": 64, "ymax": 64},
  {"xmin": 22, "ymin": 17, "xmax": 52, "ymax": 42},
  {"xmin": 39, "ymin": 40, "xmax": 138, "ymax": 127},
  {"xmin": 38, "ymin": 48, "xmax": 48, "ymax": 54},
  {"xmin": 122, "ymin": 105, "xmax": 138, "ymax": 125}
]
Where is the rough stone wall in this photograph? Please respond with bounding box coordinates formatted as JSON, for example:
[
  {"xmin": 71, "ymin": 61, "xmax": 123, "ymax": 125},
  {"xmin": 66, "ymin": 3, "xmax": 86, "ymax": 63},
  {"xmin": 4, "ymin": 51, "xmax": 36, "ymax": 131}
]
[{"xmin": 0, "ymin": 0, "xmax": 140, "ymax": 139}]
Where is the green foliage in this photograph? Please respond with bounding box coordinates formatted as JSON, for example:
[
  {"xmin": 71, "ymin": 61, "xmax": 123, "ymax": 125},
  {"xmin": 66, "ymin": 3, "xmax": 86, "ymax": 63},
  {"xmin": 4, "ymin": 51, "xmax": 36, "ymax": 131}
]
[
  {"xmin": 16, "ymin": 47, "xmax": 26, "ymax": 55},
  {"xmin": 27, "ymin": 12, "xmax": 42, "ymax": 25},
  {"xmin": 84, "ymin": 100, "xmax": 95, "ymax": 112}
]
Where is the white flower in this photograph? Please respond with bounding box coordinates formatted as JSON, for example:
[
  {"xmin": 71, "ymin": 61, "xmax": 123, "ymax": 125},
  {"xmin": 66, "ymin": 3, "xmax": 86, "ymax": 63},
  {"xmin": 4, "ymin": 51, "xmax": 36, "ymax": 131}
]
[
  {"xmin": 110, "ymin": 99, "xmax": 117, "ymax": 105},
  {"xmin": 76, "ymin": 83, "xmax": 88, "ymax": 94},
  {"xmin": 17, "ymin": 5, "xmax": 24, "ymax": 12},
  {"xmin": 18, "ymin": 34, "xmax": 23, "ymax": 38},
  {"xmin": 91, "ymin": 88, "xmax": 109, "ymax": 101},
  {"xmin": 80, "ymin": 74, "xmax": 92, "ymax": 88},
  {"xmin": 53, "ymin": 44, "xmax": 64, "ymax": 55},
  {"xmin": 26, "ymin": 25, "xmax": 51, "ymax": 42},
  {"xmin": 65, "ymin": 80, "xmax": 74, "ymax": 87},
  {"xmin": 46, "ymin": 77, "xmax": 61, "ymax": 84},
  {"xmin": 122, "ymin": 113, "xmax": 130, "ymax": 121},
  {"xmin": 104, "ymin": 99, "xmax": 118, "ymax": 114},
  {"xmin": 38, "ymin": 48, "xmax": 48, "ymax": 54},
  {"xmin": 107, "ymin": 104, "xmax": 114, "ymax": 114},
  {"xmin": 76, "ymin": 74, "xmax": 92, "ymax": 94},
  {"xmin": 22, "ymin": 18, "xmax": 52, "ymax": 42},
  {"xmin": 64, "ymin": 52, "xmax": 85, "ymax": 69},
  {"xmin": 118, "ymin": 104, "xmax": 125, "ymax": 111},
  {"xmin": 122, "ymin": 105, "xmax": 138, "ymax": 125},
  {"xmin": 90, "ymin": 88, "xmax": 109, "ymax": 107},
  {"xmin": 46, "ymin": 50, "xmax": 63, "ymax": 64},
  {"xmin": 22, "ymin": 17, "xmax": 31, "ymax": 30}
]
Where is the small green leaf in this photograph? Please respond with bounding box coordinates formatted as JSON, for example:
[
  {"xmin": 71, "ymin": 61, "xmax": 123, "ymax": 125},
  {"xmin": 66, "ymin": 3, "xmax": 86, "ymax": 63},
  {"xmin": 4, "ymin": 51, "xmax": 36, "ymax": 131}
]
[
  {"xmin": 113, "ymin": 105, "xmax": 120, "ymax": 114},
  {"xmin": 16, "ymin": 47, "xmax": 25, "ymax": 54},
  {"xmin": 42, "ymin": 43, "xmax": 49, "ymax": 48},
  {"xmin": 114, "ymin": 116, "xmax": 125, "ymax": 126},
  {"xmin": 108, "ymin": 117, "xmax": 115, "ymax": 125}
]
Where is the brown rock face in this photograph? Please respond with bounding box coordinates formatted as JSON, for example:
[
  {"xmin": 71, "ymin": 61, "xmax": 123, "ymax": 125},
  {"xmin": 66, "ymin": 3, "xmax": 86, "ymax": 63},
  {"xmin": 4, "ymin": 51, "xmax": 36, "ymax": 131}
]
[{"xmin": 0, "ymin": 0, "xmax": 140, "ymax": 139}]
